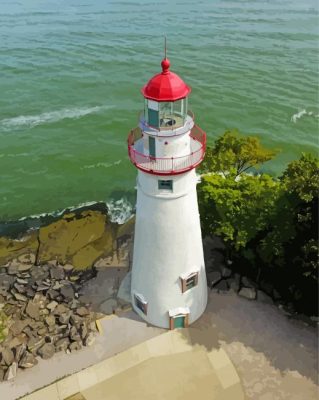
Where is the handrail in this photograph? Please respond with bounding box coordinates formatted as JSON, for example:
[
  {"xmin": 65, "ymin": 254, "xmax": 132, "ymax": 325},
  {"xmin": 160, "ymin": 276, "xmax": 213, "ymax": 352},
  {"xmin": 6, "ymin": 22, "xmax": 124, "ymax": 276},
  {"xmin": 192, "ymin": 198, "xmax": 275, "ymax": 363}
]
[{"xmin": 127, "ymin": 124, "xmax": 206, "ymax": 175}]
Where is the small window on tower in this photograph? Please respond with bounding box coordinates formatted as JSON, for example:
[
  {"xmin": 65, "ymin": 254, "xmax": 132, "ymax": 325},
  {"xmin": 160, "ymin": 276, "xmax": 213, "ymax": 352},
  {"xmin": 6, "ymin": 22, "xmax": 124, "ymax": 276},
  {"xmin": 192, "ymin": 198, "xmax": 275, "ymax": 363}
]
[
  {"xmin": 180, "ymin": 272, "xmax": 199, "ymax": 293},
  {"xmin": 158, "ymin": 180, "xmax": 173, "ymax": 191},
  {"xmin": 134, "ymin": 294, "xmax": 148, "ymax": 315}
]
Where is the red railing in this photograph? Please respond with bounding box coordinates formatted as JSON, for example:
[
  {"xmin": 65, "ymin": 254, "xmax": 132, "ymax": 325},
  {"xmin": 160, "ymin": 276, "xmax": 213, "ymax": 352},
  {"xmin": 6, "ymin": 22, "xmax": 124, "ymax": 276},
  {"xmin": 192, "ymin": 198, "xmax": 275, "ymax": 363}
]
[{"xmin": 127, "ymin": 125, "xmax": 206, "ymax": 175}]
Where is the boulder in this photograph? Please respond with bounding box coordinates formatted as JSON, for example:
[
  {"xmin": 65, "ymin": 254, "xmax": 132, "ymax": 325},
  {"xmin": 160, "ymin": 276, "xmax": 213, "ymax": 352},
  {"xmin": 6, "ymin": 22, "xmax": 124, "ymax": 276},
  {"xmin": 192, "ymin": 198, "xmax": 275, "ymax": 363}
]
[
  {"xmin": 37, "ymin": 211, "xmax": 108, "ymax": 269},
  {"xmin": 69, "ymin": 326, "xmax": 81, "ymax": 342},
  {"xmin": 76, "ymin": 306, "xmax": 90, "ymax": 317},
  {"xmin": 238, "ymin": 287, "xmax": 257, "ymax": 300},
  {"xmin": 2, "ymin": 348, "xmax": 14, "ymax": 365},
  {"xmin": 17, "ymin": 264, "xmax": 33, "ymax": 272},
  {"xmin": 0, "ymin": 232, "xmax": 38, "ymax": 265},
  {"xmin": 25, "ymin": 301, "xmax": 40, "ymax": 320},
  {"xmin": 58, "ymin": 313, "xmax": 70, "ymax": 325},
  {"xmin": 38, "ymin": 343, "xmax": 55, "ymax": 360},
  {"xmin": 69, "ymin": 342, "xmax": 82, "ymax": 352},
  {"xmin": 12, "ymin": 291, "xmax": 28, "ymax": 302},
  {"xmin": 53, "ymin": 304, "xmax": 69, "ymax": 315},
  {"xmin": 4, "ymin": 361, "xmax": 17, "ymax": 380},
  {"xmin": 60, "ymin": 285, "xmax": 75, "ymax": 300},
  {"xmin": 228, "ymin": 278, "xmax": 240, "ymax": 293},
  {"xmin": 214, "ymin": 279, "xmax": 229, "ymax": 292},
  {"xmin": 55, "ymin": 337, "xmax": 70, "ymax": 352},
  {"xmin": 46, "ymin": 301, "xmax": 58, "ymax": 312},
  {"xmin": 27, "ymin": 336, "xmax": 45, "ymax": 354},
  {"xmin": 100, "ymin": 299, "xmax": 117, "ymax": 315},
  {"xmin": 84, "ymin": 332, "xmax": 95, "ymax": 347},
  {"xmin": 221, "ymin": 266, "xmax": 232, "ymax": 279},
  {"xmin": 45, "ymin": 315, "xmax": 56, "ymax": 327},
  {"xmin": 19, "ymin": 352, "xmax": 38, "ymax": 368},
  {"xmin": 208, "ymin": 271, "xmax": 222, "ymax": 288},
  {"xmin": 257, "ymin": 290, "xmax": 273, "ymax": 304},
  {"xmin": 49, "ymin": 266, "xmax": 65, "ymax": 280},
  {"xmin": 0, "ymin": 367, "xmax": 4, "ymax": 382},
  {"xmin": 17, "ymin": 253, "xmax": 36, "ymax": 265},
  {"xmin": 9, "ymin": 319, "xmax": 30, "ymax": 336},
  {"xmin": 241, "ymin": 276, "xmax": 257, "ymax": 289}
]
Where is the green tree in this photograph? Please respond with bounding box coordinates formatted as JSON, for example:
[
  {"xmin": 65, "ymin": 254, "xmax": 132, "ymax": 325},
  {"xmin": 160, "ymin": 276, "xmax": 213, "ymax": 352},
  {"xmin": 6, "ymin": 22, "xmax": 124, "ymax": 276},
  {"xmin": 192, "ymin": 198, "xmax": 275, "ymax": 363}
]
[{"xmin": 200, "ymin": 129, "xmax": 276, "ymax": 176}]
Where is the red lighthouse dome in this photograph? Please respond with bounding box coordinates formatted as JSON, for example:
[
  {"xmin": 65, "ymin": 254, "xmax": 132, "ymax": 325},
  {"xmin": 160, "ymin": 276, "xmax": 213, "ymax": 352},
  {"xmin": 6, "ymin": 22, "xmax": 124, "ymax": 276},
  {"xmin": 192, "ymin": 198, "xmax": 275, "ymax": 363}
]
[{"xmin": 141, "ymin": 58, "xmax": 191, "ymax": 102}]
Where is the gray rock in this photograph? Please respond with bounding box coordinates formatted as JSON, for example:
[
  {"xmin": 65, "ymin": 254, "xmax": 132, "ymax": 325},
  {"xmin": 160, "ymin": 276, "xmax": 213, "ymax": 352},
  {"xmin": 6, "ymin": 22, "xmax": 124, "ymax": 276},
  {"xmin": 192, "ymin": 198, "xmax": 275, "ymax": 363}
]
[
  {"xmin": 50, "ymin": 266, "xmax": 65, "ymax": 280},
  {"xmin": 0, "ymin": 367, "xmax": 4, "ymax": 382},
  {"xmin": 12, "ymin": 291, "xmax": 28, "ymax": 302},
  {"xmin": 100, "ymin": 299, "xmax": 117, "ymax": 315},
  {"xmin": 38, "ymin": 343, "xmax": 55, "ymax": 360},
  {"xmin": 10, "ymin": 319, "xmax": 30, "ymax": 336},
  {"xmin": 13, "ymin": 283, "xmax": 26, "ymax": 294},
  {"xmin": 76, "ymin": 306, "xmax": 90, "ymax": 317},
  {"xmin": 25, "ymin": 288, "xmax": 35, "ymax": 298},
  {"xmin": 53, "ymin": 304, "xmax": 69, "ymax": 315},
  {"xmin": 17, "ymin": 264, "xmax": 33, "ymax": 272},
  {"xmin": 7, "ymin": 264, "xmax": 19, "ymax": 275},
  {"xmin": 25, "ymin": 301, "xmax": 40, "ymax": 320},
  {"xmin": 84, "ymin": 332, "xmax": 95, "ymax": 347},
  {"xmin": 59, "ymin": 313, "xmax": 70, "ymax": 325},
  {"xmin": 16, "ymin": 278, "xmax": 28, "ymax": 285},
  {"xmin": 14, "ymin": 343, "xmax": 26, "ymax": 363},
  {"xmin": 238, "ymin": 287, "xmax": 257, "ymax": 300},
  {"xmin": 69, "ymin": 342, "xmax": 82, "ymax": 352},
  {"xmin": 257, "ymin": 290, "xmax": 273, "ymax": 304},
  {"xmin": 241, "ymin": 276, "xmax": 257, "ymax": 288},
  {"xmin": 4, "ymin": 362, "xmax": 17, "ymax": 380},
  {"xmin": 208, "ymin": 271, "xmax": 222, "ymax": 288},
  {"xmin": 69, "ymin": 326, "xmax": 81, "ymax": 342},
  {"xmin": 18, "ymin": 253, "xmax": 35, "ymax": 265},
  {"xmin": 228, "ymin": 278, "xmax": 240, "ymax": 293},
  {"xmin": 47, "ymin": 289, "xmax": 59, "ymax": 300},
  {"xmin": 19, "ymin": 351, "xmax": 38, "ymax": 368},
  {"xmin": 2, "ymin": 348, "xmax": 14, "ymax": 366},
  {"xmin": 55, "ymin": 337, "xmax": 70, "ymax": 352},
  {"xmin": 80, "ymin": 323, "xmax": 88, "ymax": 340},
  {"xmin": 27, "ymin": 336, "xmax": 45, "ymax": 353},
  {"xmin": 69, "ymin": 314, "xmax": 83, "ymax": 327},
  {"xmin": 272, "ymin": 289, "xmax": 281, "ymax": 301},
  {"xmin": 62, "ymin": 264, "xmax": 74, "ymax": 273},
  {"xmin": 221, "ymin": 267, "xmax": 232, "ymax": 279},
  {"xmin": 214, "ymin": 279, "xmax": 229, "ymax": 292},
  {"xmin": 60, "ymin": 285, "xmax": 75, "ymax": 300}
]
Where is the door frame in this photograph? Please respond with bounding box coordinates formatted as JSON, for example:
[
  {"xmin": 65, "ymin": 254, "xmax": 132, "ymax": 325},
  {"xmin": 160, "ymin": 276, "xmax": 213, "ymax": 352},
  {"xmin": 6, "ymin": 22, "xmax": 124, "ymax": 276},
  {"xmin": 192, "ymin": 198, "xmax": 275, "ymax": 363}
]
[{"xmin": 169, "ymin": 313, "xmax": 189, "ymax": 330}]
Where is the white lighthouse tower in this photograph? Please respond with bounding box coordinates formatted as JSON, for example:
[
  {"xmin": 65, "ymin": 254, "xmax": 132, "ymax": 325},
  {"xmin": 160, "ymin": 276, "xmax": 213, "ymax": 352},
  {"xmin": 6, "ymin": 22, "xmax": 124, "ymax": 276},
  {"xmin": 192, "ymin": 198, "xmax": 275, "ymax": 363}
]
[{"xmin": 128, "ymin": 55, "xmax": 207, "ymax": 329}]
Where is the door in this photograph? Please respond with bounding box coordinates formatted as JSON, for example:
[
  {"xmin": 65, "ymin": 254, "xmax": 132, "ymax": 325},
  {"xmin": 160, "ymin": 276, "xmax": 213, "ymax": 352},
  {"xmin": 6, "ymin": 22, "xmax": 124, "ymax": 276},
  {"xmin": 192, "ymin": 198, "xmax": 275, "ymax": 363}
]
[
  {"xmin": 149, "ymin": 136, "xmax": 156, "ymax": 158},
  {"xmin": 174, "ymin": 315, "xmax": 185, "ymax": 329}
]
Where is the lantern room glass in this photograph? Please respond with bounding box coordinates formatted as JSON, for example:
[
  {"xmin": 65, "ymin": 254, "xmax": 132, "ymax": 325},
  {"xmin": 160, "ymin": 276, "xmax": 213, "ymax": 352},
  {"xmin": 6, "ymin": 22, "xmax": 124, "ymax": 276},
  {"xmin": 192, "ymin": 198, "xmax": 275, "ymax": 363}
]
[{"xmin": 144, "ymin": 98, "xmax": 188, "ymax": 130}]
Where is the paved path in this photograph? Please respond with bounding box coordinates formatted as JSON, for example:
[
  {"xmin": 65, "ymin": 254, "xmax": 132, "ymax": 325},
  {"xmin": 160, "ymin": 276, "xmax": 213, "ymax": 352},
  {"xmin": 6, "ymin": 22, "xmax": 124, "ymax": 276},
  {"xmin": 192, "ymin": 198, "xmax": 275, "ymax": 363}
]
[
  {"xmin": 189, "ymin": 291, "xmax": 319, "ymax": 400},
  {"xmin": 1, "ymin": 312, "xmax": 164, "ymax": 400}
]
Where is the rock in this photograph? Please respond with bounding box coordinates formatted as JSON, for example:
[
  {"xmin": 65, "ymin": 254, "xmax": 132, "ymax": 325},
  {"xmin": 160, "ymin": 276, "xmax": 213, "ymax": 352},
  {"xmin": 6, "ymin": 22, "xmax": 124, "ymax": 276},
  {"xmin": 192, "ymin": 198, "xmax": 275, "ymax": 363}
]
[
  {"xmin": 58, "ymin": 313, "xmax": 70, "ymax": 325},
  {"xmin": 47, "ymin": 289, "xmax": 59, "ymax": 300},
  {"xmin": 69, "ymin": 342, "xmax": 82, "ymax": 352},
  {"xmin": 257, "ymin": 290, "xmax": 273, "ymax": 304},
  {"xmin": 4, "ymin": 362, "xmax": 17, "ymax": 380},
  {"xmin": 45, "ymin": 315, "xmax": 56, "ymax": 327},
  {"xmin": 0, "ymin": 367, "xmax": 4, "ymax": 382},
  {"xmin": 30, "ymin": 266, "xmax": 49, "ymax": 281},
  {"xmin": 0, "ymin": 233, "xmax": 38, "ymax": 266},
  {"xmin": 221, "ymin": 267, "xmax": 232, "ymax": 279},
  {"xmin": 69, "ymin": 326, "xmax": 81, "ymax": 342},
  {"xmin": 2, "ymin": 348, "xmax": 14, "ymax": 365},
  {"xmin": 62, "ymin": 264, "xmax": 74, "ymax": 273},
  {"xmin": 17, "ymin": 253, "xmax": 36, "ymax": 265},
  {"xmin": 69, "ymin": 314, "xmax": 83, "ymax": 328},
  {"xmin": 47, "ymin": 301, "xmax": 58, "ymax": 311},
  {"xmin": 208, "ymin": 271, "xmax": 222, "ymax": 288},
  {"xmin": 25, "ymin": 301, "xmax": 40, "ymax": 320},
  {"xmin": 241, "ymin": 276, "xmax": 257, "ymax": 288},
  {"xmin": 238, "ymin": 287, "xmax": 257, "ymax": 300},
  {"xmin": 228, "ymin": 278, "xmax": 240, "ymax": 293},
  {"xmin": 214, "ymin": 279, "xmax": 229, "ymax": 292},
  {"xmin": 68, "ymin": 299, "xmax": 80, "ymax": 310},
  {"xmin": 272, "ymin": 289, "xmax": 281, "ymax": 301},
  {"xmin": 80, "ymin": 323, "xmax": 88, "ymax": 340},
  {"xmin": 13, "ymin": 283, "xmax": 26, "ymax": 294},
  {"xmin": 19, "ymin": 351, "xmax": 38, "ymax": 368},
  {"xmin": 76, "ymin": 306, "xmax": 90, "ymax": 317},
  {"xmin": 55, "ymin": 337, "xmax": 70, "ymax": 352},
  {"xmin": 17, "ymin": 264, "xmax": 33, "ymax": 272},
  {"xmin": 100, "ymin": 299, "xmax": 117, "ymax": 315},
  {"xmin": 38, "ymin": 343, "xmax": 55, "ymax": 360},
  {"xmin": 53, "ymin": 304, "xmax": 69, "ymax": 315},
  {"xmin": 84, "ymin": 332, "xmax": 95, "ymax": 347},
  {"xmin": 12, "ymin": 291, "xmax": 28, "ymax": 302},
  {"xmin": 50, "ymin": 266, "xmax": 65, "ymax": 280},
  {"xmin": 7, "ymin": 263, "xmax": 19, "ymax": 275},
  {"xmin": 14, "ymin": 343, "xmax": 26, "ymax": 363},
  {"xmin": 10, "ymin": 319, "xmax": 30, "ymax": 336},
  {"xmin": 60, "ymin": 285, "xmax": 75, "ymax": 300},
  {"xmin": 25, "ymin": 287, "xmax": 35, "ymax": 298},
  {"xmin": 27, "ymin": 336, "xmax": 45, "ymax": 354}
]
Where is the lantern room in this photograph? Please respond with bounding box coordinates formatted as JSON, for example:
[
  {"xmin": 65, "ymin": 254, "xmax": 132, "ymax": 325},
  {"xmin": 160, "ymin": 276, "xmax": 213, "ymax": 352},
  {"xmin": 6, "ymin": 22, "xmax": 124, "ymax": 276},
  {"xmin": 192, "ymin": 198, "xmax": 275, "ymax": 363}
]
[{"xmin": 141, "ymin": 58, "xmax": 191, "ymax": 131}]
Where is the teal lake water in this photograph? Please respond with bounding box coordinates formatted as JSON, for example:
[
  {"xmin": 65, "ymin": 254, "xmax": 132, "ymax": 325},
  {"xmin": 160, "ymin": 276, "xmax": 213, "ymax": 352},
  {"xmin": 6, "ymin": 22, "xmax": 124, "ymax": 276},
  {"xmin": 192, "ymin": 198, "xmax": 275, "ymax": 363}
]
[{"xmin": 0, "ymin": 0, "xmax": 318, "ymax": 220}]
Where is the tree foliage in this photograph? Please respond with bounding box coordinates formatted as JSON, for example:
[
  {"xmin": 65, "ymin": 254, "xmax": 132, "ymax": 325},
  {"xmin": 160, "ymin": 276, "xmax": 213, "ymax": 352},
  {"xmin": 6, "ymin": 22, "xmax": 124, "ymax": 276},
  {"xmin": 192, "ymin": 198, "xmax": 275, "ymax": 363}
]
[{"xmin": 200, "ymin": 129, "xmax": 277, "ymax": 176}]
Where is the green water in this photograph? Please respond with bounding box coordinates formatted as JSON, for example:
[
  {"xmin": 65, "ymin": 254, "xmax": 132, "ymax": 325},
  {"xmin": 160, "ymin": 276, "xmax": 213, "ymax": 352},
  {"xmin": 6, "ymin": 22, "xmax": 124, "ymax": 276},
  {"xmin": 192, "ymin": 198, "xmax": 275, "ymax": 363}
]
[{"xmin": 0, "ymin": 0, "xmax": 318, "ymax": 220}]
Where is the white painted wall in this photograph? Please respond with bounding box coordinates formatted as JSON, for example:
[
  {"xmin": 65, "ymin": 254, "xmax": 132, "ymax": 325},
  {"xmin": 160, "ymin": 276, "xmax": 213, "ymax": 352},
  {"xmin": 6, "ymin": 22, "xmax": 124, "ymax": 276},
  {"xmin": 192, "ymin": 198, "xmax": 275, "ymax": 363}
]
[
  {"xmin": 142, "ymin": 130, "xmax": 191, "ymax": 158},
  {"xmin": 131, "ymin": 168, "xmax": 207, "ymax": 328}
]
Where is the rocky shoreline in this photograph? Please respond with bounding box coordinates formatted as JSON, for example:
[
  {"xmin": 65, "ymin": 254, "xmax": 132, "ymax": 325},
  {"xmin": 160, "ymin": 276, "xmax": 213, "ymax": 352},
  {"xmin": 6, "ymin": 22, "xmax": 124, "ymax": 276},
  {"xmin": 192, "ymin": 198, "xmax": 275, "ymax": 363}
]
[{"xmin": 0, "ymin": 256, "xmax": 101, "ymax": 382}]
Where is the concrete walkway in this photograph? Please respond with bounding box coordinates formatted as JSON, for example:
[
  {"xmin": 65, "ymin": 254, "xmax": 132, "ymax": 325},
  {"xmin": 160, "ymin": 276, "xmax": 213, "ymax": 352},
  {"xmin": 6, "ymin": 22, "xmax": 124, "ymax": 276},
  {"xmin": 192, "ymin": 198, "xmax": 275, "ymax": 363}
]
[
  {"xmin": 1, "ymin": 312, "xmax": 164, "ymax": 400},
  {"xmin": 21, "ymin": 330, "xmax": 245, "ymax": 400}
]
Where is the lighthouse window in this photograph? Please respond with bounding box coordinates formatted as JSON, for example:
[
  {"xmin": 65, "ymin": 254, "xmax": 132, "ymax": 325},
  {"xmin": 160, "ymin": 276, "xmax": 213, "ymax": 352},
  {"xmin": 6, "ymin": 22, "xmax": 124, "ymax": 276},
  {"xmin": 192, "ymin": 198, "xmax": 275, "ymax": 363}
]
[
  {"xmin": 181, "ymin": 272, "xmax": 199, "ymax": 293},
  {"xmin": 134, "ymin": 294, "xmax": 148, "ymax": 315},
  {"xmin": 158, "ymin": 180, "xmax": 173, "ymax": 191}
]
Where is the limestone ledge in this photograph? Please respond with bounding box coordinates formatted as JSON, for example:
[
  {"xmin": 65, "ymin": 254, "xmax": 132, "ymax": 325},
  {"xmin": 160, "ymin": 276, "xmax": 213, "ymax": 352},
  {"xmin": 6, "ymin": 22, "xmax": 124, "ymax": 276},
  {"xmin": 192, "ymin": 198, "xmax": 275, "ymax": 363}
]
[{"xmin": 0, "ymin": 203, "xmax": 135, "ymax": 270}]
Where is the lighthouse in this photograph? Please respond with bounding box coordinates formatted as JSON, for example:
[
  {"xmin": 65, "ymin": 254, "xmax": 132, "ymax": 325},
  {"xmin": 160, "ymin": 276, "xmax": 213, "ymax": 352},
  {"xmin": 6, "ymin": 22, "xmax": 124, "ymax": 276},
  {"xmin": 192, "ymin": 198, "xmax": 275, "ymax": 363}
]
[{"xmin": 128, "ymin": 55, "xmax": 207, "ymax": 329}]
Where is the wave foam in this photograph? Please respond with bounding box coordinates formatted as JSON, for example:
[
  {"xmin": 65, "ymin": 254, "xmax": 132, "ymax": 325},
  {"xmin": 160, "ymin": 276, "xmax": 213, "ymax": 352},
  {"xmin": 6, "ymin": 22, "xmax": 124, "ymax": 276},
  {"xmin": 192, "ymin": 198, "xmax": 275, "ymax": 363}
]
[
  {"xmin": 0, "ymin": 105, "xmax": 113, "ymax": 131},
  {"xmin": 291, "ymin": 109, "xmax": 319, "ymax": 123},
  {"xmin": 106, "ymin": 198, "xmax": 134, "ymax": 224},
  {"xmin": 81, "ymin": 160, "xmax": 122, "ymax": 170}
]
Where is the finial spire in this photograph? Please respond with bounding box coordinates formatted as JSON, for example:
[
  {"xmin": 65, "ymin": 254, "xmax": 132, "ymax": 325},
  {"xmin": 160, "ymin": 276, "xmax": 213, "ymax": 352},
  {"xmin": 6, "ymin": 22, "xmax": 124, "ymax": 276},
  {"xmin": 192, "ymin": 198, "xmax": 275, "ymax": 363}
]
[{"xmin": 164, "ymin": 36, "xmax": 167, "ymax": 59}]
